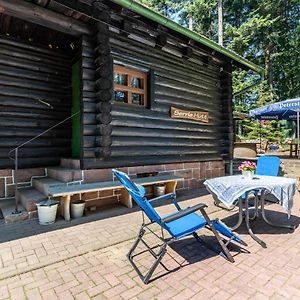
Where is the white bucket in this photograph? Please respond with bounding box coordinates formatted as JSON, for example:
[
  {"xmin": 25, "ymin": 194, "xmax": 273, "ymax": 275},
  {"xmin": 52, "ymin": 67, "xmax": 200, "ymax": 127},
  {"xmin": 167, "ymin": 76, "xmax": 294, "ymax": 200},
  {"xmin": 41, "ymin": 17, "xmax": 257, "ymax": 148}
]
[
  {"xmin": 37, "ymin": 204, "xmax": 58, "ymax": 225},
  {"xmin": 153, "ymin": 184, "xmax": 166, "ymax": 197},
  {"xmin": 71, "ymin": 201, "xmax": 86, "ymax": 219}
]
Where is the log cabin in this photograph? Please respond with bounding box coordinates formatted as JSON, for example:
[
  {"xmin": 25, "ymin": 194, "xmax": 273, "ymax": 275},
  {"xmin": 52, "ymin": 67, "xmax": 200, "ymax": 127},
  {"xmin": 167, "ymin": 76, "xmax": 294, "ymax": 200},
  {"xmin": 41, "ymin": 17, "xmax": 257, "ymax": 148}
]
[{"xmin": 0, "ymin": 0, "xmax": 264, "ymax": 220}]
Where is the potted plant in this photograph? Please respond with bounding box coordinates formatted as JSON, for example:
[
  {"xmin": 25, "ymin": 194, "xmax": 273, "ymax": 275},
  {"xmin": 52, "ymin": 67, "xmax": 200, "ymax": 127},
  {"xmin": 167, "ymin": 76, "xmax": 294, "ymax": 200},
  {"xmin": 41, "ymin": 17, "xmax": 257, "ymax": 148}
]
[{"xmin": 238, "ymin": 161, "xmax": 257, "ymax": 180}]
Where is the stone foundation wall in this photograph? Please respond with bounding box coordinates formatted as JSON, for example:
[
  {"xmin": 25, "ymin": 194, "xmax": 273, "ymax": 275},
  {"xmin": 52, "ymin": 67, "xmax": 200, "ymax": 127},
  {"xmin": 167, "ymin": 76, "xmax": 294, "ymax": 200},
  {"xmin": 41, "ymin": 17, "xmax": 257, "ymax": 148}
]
[
  {"xmin": 80, "ymin": 160, "xmax": 225, "ymax": 208},
  {"xmin": 0, "ymin": 168, "xmax": 46, "ymax": 200},
  {"xmin": 0, "ymin": 160, "xmax": 225, "ymax": 210}
]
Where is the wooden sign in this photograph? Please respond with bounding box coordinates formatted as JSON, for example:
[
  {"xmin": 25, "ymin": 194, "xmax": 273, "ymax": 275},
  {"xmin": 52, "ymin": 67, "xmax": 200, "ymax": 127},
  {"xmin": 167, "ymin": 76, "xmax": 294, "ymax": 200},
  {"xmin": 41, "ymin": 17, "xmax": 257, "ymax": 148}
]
[{"xmin": 170, "ymin": 107, "xmax": 209, "ymax": 123}]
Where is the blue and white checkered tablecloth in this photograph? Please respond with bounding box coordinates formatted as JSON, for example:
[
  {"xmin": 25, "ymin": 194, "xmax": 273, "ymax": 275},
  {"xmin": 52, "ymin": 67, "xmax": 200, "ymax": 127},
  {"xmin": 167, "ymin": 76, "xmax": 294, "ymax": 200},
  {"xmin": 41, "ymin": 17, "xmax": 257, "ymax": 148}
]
[{"xmin": 204, "ymin": 175, "xmax": 297, "ymax": 216}]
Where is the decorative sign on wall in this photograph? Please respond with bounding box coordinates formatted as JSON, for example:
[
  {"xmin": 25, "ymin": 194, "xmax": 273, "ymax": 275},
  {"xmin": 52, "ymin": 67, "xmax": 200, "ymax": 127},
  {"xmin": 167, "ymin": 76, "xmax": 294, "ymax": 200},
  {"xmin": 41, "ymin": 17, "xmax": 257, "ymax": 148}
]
[{"xmin": 170, "ymin": 106, "xmax": 209, "ymax": 123}]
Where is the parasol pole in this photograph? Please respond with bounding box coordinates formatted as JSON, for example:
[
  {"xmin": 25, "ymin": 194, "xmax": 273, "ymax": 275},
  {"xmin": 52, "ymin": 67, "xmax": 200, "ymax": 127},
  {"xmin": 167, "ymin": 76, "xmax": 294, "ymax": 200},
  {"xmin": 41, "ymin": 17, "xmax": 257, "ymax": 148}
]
[
  {"xmin": 297, "ymin": 110, "xmax": 300, "ymax": 158},
  {"xmin": 259, "ymin": 120, "xmax": 262, "ymax": 152}
]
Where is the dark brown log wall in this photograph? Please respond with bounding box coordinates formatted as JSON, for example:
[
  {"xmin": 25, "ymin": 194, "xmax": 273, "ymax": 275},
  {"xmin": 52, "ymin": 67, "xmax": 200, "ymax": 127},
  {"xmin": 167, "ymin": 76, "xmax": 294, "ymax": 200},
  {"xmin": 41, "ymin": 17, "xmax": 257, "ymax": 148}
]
[
  {"xmin": 82, "ymin": 23, "xmax": 233, "ymax": 169},
  {"xmin": 0, "ymin": 35, "xmax": 72, "ymax": 168}
]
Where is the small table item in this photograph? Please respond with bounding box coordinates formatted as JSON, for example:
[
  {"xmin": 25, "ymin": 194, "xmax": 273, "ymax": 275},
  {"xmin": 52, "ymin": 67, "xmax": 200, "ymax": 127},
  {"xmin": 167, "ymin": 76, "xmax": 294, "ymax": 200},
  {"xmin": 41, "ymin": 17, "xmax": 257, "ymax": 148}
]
[{"xmin": 204, "ymin": 175, "xmax": 298, "ymax": 247}]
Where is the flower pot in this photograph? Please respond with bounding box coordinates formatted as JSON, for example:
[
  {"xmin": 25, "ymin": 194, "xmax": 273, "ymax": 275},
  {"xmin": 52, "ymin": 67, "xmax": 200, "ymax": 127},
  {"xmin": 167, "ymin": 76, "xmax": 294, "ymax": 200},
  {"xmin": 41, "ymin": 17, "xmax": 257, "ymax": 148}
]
[
  {"xmin": 242, "ymin": 170, "xmax": 254, "ymax": 180},
  {"xmin": 153, "ymin": 184, "xmax": 166, "ymax": 197},
  {"xmin": 36, "ymin": 199, "xmax": 59, "ymax": 225},
  {"xmin": 71, "ymin": 200, "xmax": 86, "ymax": 219}
]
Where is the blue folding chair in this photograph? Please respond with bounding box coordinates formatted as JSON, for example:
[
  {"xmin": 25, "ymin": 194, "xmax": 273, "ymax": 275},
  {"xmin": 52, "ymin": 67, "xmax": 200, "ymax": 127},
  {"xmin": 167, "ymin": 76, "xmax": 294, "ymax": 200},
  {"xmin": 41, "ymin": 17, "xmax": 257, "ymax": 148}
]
[
  {"xmin": 256, "ymin": 156, "xmax": 280, "ymax": 176},
  {"xmin": 250, "ymin": 156, "xmax": 281, "ymax": 212},
  {"xmin": 113, "ymin": 169, "xmax": 246, "ymax": 284}
]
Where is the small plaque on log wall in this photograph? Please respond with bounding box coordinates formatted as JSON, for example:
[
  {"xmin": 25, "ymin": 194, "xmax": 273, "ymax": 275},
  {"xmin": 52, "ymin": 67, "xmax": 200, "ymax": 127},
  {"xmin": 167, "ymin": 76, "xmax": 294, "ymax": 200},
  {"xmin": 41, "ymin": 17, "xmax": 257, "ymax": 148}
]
[{"xmin": 170, "ymin": 107, "xmax": 209, "ymax": 123}]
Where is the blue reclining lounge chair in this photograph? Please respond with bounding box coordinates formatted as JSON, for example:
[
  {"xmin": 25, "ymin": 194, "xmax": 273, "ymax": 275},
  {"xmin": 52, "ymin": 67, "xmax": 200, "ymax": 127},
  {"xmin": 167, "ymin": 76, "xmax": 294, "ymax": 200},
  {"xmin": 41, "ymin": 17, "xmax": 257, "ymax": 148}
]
[{"xmin": 112, "ymin": 169, "xmax": 246, "ymax": 284}]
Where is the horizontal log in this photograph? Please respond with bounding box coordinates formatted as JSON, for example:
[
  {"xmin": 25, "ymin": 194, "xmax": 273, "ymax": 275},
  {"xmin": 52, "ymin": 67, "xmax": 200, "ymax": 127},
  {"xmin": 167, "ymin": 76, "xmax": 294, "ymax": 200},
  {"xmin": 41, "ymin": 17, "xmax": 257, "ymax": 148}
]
[
  {"xmin": 83, "ymin": 113, "xmax": 97, "ymax": 125},
  {"xmin": 82, "ymin": 45, "xmax": 95, "ymax": 59},
  {"xmin": 0, "ymin": 117, "xmax": 71, "ymax": 129},
  {"xmin": 0, "ymin": 64, "xmax": 70, "ymax": 86},
  {"xmin": 0, "ymin": 110, "xmax": 69, "ymax": 121},
  {"xmin": 0, "ymin": 54, "xmax": 70, "ymax": 79},
  {"xmin": 0, "ymin": 138, "xmax": 70, "ymax": 147},
  {"xmin": 0, "ymin": 35, "xmax": 68, "ymax": 59},
  {"xmin": 83, "ymin": 80, "xmax": 96, "ymax": 92},
  {"xmin": 111, "ymin": 126, "xmax": 224, "ymax": 140},
  {"xmin": 0, "ymin": 74, "xmax": 71, "ymax": 94},
  {"xmin": 83, "ymin": 136, "xmax": 96, "ymax": 148},
  {"xmin": 0, "ymin": 0, "xmax": 91, "ymax": 36},
  {"xmin": 155, "ymin": 75, "xmax": 220, "ymax": 97},
  {"xmin": 110, "ymin": 35, "xmax": 219, "ymax": 79},
  {"xmin": 111, "ymin": 116, "xmax": 229, "ymax": 134},
  {"xmin": 108, "ymin": 146, "xmax": 222, "ymax": 157},
  {"xmin": 83, "ymin": 125, "xmax": 96, "ymax": 136},
  {"xmin": 0, "ymin": 96, "xmax": 69, "ymax": 110},
  {"xmin": 95, "ymin": 136, "xmax": 112, "ymax": 147},
  {"xmin": 0, "ymin": 85, "xmax": 71, "ymax": 103},
  {"xmin": 111, "ymin": 104, "xmax": 223, "ymax": 127},
  {"xmin": 83, "ymin": 102, "xmax": 96, "ymax": 113},
  {"xmin": 82, "ymin": 57, "xmax": 96, "ymax": 69},
  {"xmin": 0, "ymin": 45, "xmax": 70, "ymax": 71},
  {"xmin": 110, "ymin": 136, "xmax": 228, "ymax": 147},
  {"xmin": 82, "ymin": 154, "xmax": 222, "ymax": 169},
  {"xmin": 152, "ymin": 96, "xmax": 222, "ymax": 117},
  {"xmin": 0, "ymin": 147, "xmax": 70, "ymax": 159},
  {"xmin": 0, "ymin": 157, "xmax": 62, "ymax": 169},
  {"xmin": 0, "ymin": 127, "xmax": 70, "ymax": 138},
  {"xmin": 151, "ymin": 103, "xmax": 223, "ymax": 121},
  {"xmin": 82, "ymin": 91, "xmax": 96, "ymax": 98},
  {"xmin": 82, "ymin": 68, "xmax": 95, "ymax": 81}
]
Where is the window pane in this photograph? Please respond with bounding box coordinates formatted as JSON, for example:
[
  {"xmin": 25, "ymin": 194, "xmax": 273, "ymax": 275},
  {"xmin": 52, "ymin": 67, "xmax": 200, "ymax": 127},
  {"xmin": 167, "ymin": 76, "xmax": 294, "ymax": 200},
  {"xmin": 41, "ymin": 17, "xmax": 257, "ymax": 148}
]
[
  {"xmin": 114, "ymin": 73, "xmax": 127, "ymax": 86},
  {"xmin": 114, "ymin": 91, "xmax": 127, "ymax": 103},
  {"xmin": 132, "ymin": 93, "xmax": 143, "ymax": 105},
  {"xmin": 131, "ymin": 77, "xmax": 143, "ymax": 89}
]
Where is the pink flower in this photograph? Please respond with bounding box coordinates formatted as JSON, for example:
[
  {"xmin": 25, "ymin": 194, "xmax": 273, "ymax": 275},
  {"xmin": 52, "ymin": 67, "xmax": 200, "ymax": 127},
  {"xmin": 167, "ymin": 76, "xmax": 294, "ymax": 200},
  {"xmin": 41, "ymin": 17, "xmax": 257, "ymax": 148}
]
[{"xmin": 238, "ymin": 161, "xmax": 257, "ymax": 172}]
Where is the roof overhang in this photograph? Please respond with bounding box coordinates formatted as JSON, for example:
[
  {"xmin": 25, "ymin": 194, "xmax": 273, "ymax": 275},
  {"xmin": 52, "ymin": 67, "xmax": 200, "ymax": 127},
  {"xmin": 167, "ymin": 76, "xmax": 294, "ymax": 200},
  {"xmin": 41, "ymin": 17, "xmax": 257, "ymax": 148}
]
[{"xmin": 111, "ymin": 0, "xmax": 265, "ymax": 75}]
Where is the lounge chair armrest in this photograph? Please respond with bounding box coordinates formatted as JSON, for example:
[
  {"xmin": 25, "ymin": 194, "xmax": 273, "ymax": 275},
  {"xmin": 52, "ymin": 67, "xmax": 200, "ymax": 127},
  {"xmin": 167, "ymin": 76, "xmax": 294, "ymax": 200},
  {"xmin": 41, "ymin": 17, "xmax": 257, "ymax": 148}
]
[
  {"xmin": 148, "ymin": 193, "xmax": 176, "ymax": 205},
  {"xmin": 161, "ymin": 203, "xmax": 208, "ymax": 224}
]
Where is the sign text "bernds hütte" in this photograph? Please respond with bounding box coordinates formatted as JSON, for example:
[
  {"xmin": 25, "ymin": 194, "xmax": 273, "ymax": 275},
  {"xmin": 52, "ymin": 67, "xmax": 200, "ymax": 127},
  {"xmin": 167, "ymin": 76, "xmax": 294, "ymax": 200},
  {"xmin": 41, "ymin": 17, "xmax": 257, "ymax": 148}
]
[{"xmin": 170, "ymin": 107, "xmax": 209, "ymax": 123}]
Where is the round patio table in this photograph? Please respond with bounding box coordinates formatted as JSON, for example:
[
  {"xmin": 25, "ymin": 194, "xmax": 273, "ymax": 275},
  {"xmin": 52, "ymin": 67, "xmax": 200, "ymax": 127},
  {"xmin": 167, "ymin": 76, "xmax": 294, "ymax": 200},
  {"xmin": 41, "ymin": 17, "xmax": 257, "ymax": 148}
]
[{"xmin": 204, "ymin": 175, "xmax": 298, "ymax": 248}]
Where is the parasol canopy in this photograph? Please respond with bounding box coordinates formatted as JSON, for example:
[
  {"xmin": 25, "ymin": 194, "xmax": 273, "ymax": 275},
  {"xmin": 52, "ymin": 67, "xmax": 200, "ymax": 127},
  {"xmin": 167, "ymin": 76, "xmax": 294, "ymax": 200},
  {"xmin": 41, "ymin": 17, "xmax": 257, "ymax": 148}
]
[
  {"xmin": 249, "ymin": 98, "xmax": 300, "ymax": 157},
  {"xmin": 249, "ymin": 98, "xmax": 300, "ymax": 120}
]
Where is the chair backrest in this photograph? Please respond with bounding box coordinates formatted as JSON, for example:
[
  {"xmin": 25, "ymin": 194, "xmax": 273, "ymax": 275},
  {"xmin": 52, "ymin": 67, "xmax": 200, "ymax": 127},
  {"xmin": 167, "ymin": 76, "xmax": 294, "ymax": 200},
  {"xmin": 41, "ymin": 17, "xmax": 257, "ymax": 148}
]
[
  {"xmin": 256, "ymin": 156, "xmax": 280, "ymax": 176},
  {"xmin": 112, "ymin": 169, "xmax": 161, "ymax": 222}
]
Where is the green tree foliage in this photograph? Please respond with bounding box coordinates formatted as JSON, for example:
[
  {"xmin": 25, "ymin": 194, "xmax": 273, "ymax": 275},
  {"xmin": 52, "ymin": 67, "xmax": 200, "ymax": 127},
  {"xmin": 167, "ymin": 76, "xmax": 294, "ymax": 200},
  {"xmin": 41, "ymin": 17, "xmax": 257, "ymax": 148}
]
[{"xmin": 137, "ymin": 0, "xmax": 300, "ymax": 142}]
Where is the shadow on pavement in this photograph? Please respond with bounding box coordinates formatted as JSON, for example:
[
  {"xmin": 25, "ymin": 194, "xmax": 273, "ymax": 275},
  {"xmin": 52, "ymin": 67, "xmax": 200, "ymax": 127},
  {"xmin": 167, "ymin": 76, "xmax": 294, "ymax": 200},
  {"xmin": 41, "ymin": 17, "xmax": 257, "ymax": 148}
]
[{"xmin": 0, "ymin": 188, "xmax": 210, "ymax": 244}]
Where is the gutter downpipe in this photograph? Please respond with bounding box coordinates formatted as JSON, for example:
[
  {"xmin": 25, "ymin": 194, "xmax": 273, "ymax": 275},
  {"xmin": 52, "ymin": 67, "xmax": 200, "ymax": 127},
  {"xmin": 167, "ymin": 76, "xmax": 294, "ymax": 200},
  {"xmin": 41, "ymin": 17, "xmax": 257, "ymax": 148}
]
[{"xmin": 111, "ymin": 0, "xmax": 265, "ymax": 76}]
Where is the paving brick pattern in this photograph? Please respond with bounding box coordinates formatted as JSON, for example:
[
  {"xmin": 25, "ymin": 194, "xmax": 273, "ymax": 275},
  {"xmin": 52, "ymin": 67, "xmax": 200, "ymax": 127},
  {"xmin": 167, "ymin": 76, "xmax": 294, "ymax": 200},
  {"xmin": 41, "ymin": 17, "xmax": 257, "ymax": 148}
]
[{"xmin": 0, "ymin": 190, "xmax": 300, "ymax": 299}]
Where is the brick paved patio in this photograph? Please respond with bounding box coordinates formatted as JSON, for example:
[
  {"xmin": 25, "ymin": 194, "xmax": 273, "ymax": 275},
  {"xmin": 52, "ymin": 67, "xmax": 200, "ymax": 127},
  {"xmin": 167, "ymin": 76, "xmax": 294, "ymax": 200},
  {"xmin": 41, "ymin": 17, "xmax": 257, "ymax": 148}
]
[{"xmin": 0, "ymin": 189, "xmax": 300, "ymax": 300}]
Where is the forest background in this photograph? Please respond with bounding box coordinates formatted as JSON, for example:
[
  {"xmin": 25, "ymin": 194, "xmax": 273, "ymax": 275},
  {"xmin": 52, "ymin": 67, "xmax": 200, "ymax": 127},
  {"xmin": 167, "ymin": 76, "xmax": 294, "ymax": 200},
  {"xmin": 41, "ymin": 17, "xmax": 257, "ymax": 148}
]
[{"xmin": 138, "ymin": 0, "xmax": 300, "ymax": 143}]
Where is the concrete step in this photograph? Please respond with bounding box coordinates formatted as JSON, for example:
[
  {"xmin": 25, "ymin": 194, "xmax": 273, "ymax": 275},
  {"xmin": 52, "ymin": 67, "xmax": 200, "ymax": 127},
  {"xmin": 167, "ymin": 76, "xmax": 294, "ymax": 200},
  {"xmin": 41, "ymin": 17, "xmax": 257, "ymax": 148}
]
[
  {"xmin": 17, "ymin": 187, "xmax": 47, "ymax": 213},
  {"xmin": 0, "ymin": 198, "xmax": 28, "ymax": 224},
  {"xmin": 32, "ymin": 177, "xmax": 65, "ymax": 195},
  {"xmin": 60, "ymin": 158, "xmax": 81, "ymax": 170},
  {"xmin": 47, "ymin": 166, "xmax": 83, "ymax": 183}
]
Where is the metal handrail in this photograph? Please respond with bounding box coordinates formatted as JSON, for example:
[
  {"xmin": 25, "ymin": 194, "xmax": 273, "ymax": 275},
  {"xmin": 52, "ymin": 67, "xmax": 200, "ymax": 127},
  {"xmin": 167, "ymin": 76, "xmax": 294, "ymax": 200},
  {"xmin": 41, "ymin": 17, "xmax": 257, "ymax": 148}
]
[{"xmin": 8, "ymin": 111, "xmax": 80, "ymax": 214}]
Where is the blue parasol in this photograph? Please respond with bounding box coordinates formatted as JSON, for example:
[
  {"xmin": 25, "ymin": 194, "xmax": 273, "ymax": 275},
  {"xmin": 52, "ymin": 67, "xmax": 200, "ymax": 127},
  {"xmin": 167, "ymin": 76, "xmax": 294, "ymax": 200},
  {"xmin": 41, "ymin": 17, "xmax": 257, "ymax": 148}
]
[{"xmin": 249, "ymin": 98, "xmax": 300, "ymax": 157}]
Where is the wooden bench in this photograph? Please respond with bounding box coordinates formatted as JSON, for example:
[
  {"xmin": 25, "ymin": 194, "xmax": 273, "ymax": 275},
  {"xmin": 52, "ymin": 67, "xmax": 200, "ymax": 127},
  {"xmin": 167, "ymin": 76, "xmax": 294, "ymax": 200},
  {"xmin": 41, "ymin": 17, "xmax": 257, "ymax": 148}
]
[{"xmin": 48, "ymin": 175, "xmax": 183, "ymax": 221}]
